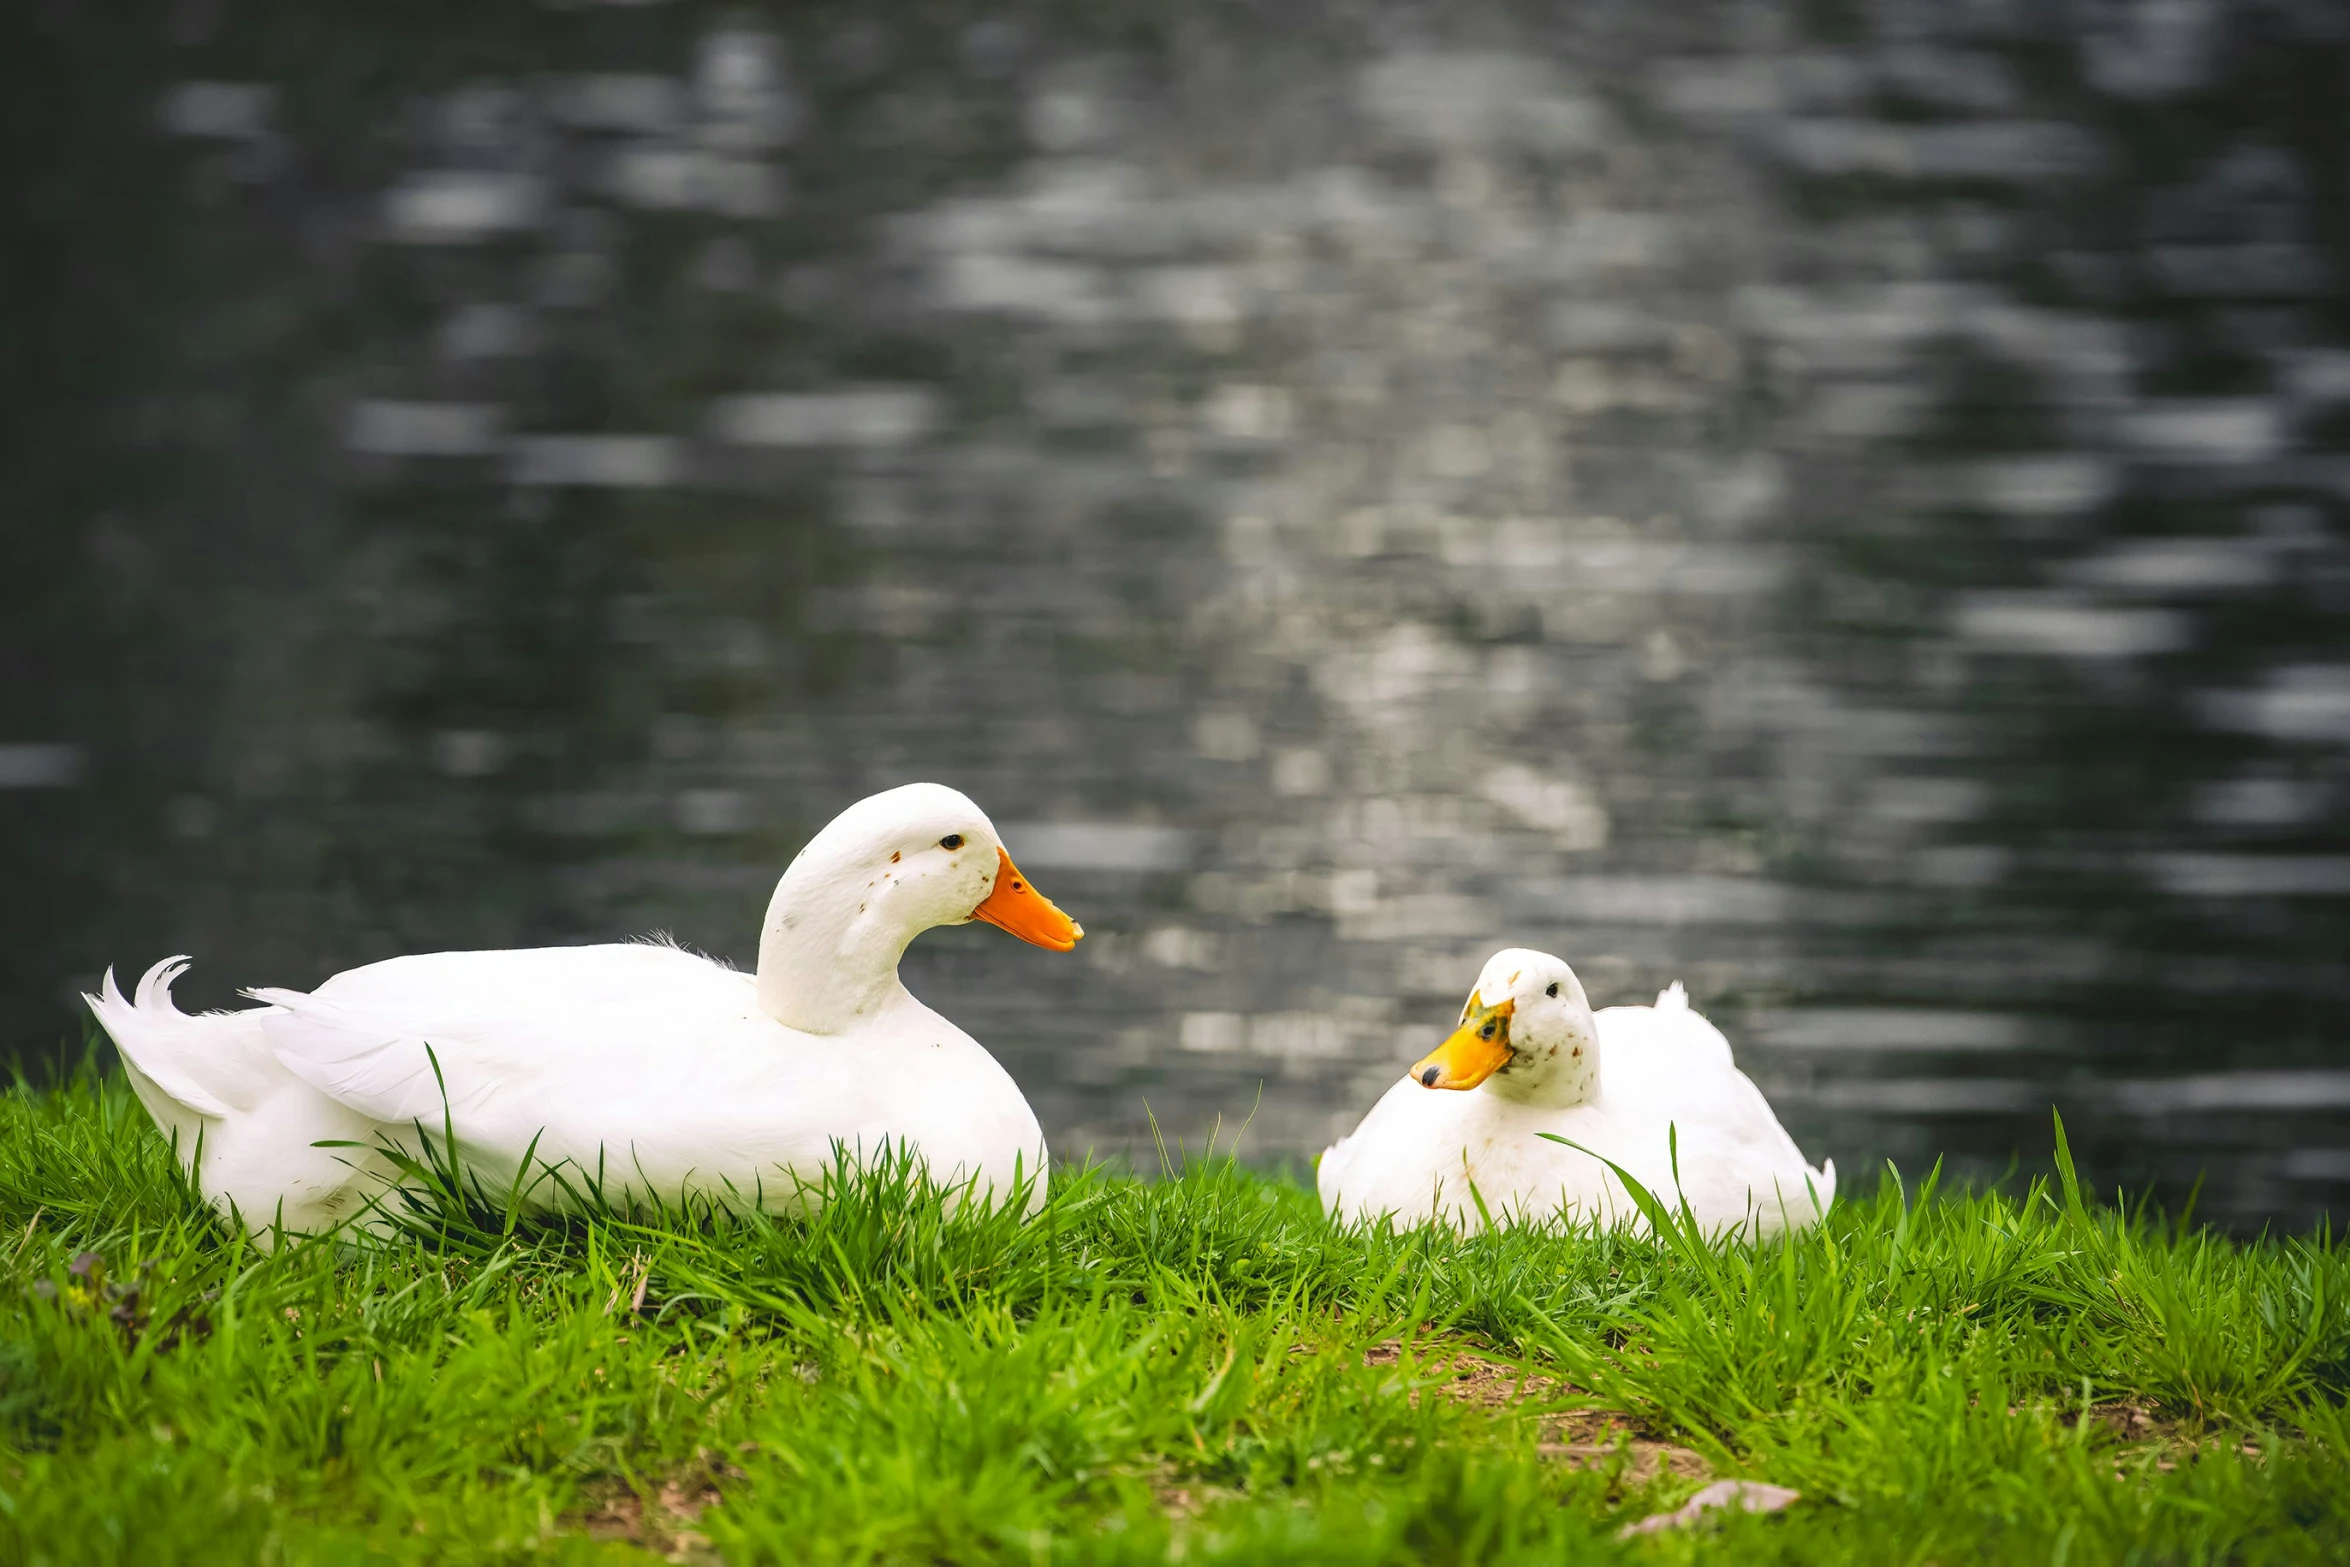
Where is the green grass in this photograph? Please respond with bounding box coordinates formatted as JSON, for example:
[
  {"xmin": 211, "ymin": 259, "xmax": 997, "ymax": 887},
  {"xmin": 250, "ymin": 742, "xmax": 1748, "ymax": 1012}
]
[{"xmin": 2, "ymin": 1063, "xmax": 2347, "ymax": 1565}]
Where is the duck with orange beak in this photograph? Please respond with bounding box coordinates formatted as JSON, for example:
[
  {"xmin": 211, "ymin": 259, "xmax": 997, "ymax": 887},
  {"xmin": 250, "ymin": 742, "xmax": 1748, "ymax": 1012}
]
[
  {"xmin": 88, "ymin": 783, "xmax": 1085, "ymax": 1239},
  {"xmin": 1317, "ymin": 948, "xmax": 1834, "ymax": 1238}
]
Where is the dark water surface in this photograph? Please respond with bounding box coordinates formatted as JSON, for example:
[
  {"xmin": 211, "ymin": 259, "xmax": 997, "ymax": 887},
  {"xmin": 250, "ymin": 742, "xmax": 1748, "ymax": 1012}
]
[{"xmin": 5, "ymin": 2, "xmax": 2348, "ymax": 1226}]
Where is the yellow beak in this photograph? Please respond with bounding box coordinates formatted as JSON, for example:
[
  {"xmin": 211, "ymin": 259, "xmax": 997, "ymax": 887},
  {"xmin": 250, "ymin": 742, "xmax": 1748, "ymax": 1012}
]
[{"xmin": 1410, "ymin": 993, "xmax": 1515, "ymax": 1091}]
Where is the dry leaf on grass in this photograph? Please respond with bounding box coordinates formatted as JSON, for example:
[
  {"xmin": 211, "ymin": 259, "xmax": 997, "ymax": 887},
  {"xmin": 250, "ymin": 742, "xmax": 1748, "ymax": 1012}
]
[{"xmin": 1618, "ymin": 1479, "xmax": 1801, "ymax": 1537}]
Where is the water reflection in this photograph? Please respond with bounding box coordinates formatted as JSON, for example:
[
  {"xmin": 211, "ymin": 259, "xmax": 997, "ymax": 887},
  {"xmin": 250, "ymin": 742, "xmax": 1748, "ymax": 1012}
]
[{"xmin": 5, "ymin": 2, "xmax": 2346, "ymax": 1228}]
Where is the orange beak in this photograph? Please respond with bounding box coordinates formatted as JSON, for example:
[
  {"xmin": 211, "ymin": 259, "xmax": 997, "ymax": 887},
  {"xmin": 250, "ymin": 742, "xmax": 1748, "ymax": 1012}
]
[
  {"xmin": 1410, "ymin": 993, "xmax": 1515, "ymax": 1091},
  {"xmin": 969, "ymin": 846, "xmax": 1084, "ymax": 952}
]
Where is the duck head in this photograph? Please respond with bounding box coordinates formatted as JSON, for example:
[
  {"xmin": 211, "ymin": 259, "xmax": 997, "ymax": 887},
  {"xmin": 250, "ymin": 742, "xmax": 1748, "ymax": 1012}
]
[
  {"xmin": 756, "ymin": 782, "xmax": 1081, "ymax": 1033},
  {"xmin": 1410, "ymin": 948, "xmax": 1599, "ymax": 1108}
]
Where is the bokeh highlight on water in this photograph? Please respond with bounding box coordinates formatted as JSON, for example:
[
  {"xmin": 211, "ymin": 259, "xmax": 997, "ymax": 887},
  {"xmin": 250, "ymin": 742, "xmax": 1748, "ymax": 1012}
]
[{"xmin": 4, "ymin": 2, "xmax": 2346, "ymax": 1227}]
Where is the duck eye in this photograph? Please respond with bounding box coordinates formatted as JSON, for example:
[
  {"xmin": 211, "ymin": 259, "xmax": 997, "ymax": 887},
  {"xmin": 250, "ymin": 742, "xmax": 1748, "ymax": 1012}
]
[
  {"xmin": 940, "ymin": 834, "xmax": 964, "ymax": 850},
  {"xmin": 1546, "ymin": 982, "xmax": 1559, "ymax": 998},
  {"xmin": 1479, "ymin": 1021, "xmax": 1496, "ymax": 1040}
]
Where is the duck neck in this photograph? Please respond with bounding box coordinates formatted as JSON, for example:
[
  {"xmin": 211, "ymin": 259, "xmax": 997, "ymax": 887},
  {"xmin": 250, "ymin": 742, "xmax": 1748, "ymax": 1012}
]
[
  {"xmin": 754, "ymin": 865, "xmax": 921, "ymax": 1035},
  {"xmin": 1486, "ymin": 1017, "xmax": 1602, "ymax": 1109}
]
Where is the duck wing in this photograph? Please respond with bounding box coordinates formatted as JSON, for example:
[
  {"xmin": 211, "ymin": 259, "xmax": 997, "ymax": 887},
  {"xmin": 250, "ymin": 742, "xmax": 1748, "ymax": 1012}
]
[
  {"xmin": 254, "ymin": 943, "xmax": 788, "ymax": 1184},
  {"xmin": 1595, "ymin": 985, "xmax": 1831, "ymax": 1232}
]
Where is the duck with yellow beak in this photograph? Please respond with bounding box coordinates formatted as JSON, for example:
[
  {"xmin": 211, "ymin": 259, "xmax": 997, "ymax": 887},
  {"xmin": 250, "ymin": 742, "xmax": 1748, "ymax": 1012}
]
[
  {"xmin": 90, "ymin": 782, "xmax": 1084, "ymax": 1239},
  {"xmin": 1317, "ymin": 948, "xmax": 1834, "ymax": 1237}
]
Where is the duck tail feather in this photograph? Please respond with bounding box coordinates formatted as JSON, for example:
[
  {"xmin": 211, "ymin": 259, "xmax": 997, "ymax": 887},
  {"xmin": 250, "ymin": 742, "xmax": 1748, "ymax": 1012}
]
[{"xmin": 83, "ymin": 957, "xmax": 235, "ymax": 1118}]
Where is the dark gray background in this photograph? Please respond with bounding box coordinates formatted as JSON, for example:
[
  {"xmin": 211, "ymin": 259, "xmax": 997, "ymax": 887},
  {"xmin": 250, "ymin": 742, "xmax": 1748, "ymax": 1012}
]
[{"xmin": 5, "ymin": 0, "xmax": 2347, "ymax": 1226}]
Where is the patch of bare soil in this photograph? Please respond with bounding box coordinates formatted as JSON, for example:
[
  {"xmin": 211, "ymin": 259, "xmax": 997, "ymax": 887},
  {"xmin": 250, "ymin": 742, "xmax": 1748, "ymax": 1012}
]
[
  {"xmin": 1363, "ymin": 1340, "xmax": 1711, "ymax": 1484},
  {"xmin": 1152, "ymin": 1466, "xmax": 1245, "ymax": 1518},
  {"xmin": 569, "ymin": 1451, "xmax": 744, "ymax": 1563},
  {"xmin": 1536, "ymin": 1411, "xmax": 1713, "ymax": 1484},
  {"xmin": 2052, "ymin": 1399, "xmax": 2276, "ymax": 1477},
  {"xmin": 1363, "ymin": 1338, "xmax": 1566, "ymax": 1406}
]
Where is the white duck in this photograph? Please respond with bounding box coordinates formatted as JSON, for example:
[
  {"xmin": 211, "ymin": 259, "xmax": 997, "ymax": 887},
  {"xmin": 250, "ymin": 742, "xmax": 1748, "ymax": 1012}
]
[
  {"xmin": 1317, "ymin": 948, "xmax": 1834, "ymax": 1238},
  {"xmin": 86, "ymin": 783, "xmax": 1082, "ymax": 1241}
]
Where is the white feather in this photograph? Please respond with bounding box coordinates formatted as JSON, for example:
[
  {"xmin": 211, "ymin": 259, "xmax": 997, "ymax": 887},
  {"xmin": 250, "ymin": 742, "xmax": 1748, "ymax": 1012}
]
[
  {"xmin": 86, "ymin": 959, "xmax": 234, "ymax": 1120},
  {"xmin": 1321, "ymin": 959, "xmax": 1834, "ymax": 1239},
  {"xmin": 81, "ymin": 957, "xmax": 390, "ymax": 1242},
  {"xmin": 84, "ymin": 783, "xmax": 1062, "ymax": 1240}
]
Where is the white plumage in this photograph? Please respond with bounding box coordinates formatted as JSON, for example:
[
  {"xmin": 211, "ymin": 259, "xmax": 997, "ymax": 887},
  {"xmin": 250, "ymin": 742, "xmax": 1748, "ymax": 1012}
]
[
  {"xmin": 1318, "ymin": 949, "xmax": 1834, "ymax": 1238},
  {"xmin": 86, "ymin": 783, "xmax": 1081, "ymax": 1243}
]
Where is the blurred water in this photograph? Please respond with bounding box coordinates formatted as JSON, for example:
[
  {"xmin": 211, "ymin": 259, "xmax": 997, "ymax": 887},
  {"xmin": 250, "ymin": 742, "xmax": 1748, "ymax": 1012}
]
[{"xmin": 4, "ymin": 2, "xmax": 2347, "ymax": 1227}]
